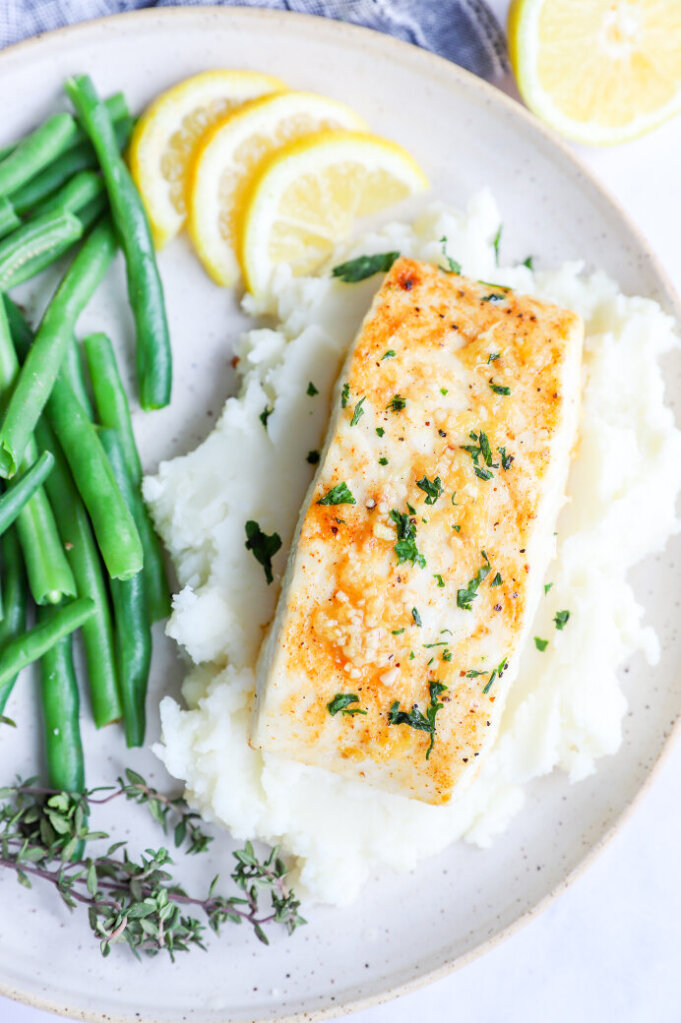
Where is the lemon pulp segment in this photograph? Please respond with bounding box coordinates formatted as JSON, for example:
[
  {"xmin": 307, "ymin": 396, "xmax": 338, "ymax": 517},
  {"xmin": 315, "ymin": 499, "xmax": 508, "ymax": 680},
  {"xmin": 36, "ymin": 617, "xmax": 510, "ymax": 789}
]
[{"xmin": 508, "ymin": 0, "xmax": 681, "ymax": 144}]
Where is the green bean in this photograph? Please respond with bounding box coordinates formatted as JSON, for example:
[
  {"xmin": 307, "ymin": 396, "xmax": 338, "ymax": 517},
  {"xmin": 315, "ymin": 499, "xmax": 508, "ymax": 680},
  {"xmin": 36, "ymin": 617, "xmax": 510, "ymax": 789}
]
[
  {"xmin": 0, "ymin": 94, "xmax": 129, "ymax": 169},
  {"xmin": 0, "ymin": 209, "xmax": 83, "ymax": 292},
  {"xmin": 2, "ymin": 295, "xmax": 32, "ymax": 354},
  {"xmin": 0, "ymin": 197, "xmax": 20, "ymax": 239},
  {"xmin": 3, "ymin": 196, "xmax": 108, "ymax": 292},
  {"xmin": 32, "ymin": 170, "xmax": 104, "ymax": 218},
  {"xmin": 63, "ymin": 338, "xmax": 93, "ymax": 419},
  {"xmin": 38, "ymin": 612, "xmax": 85, "ymax": 794},
  {"xmin": 35, "ymin": 418, "xmax": 122, "ymax": 728},
  {"xmin": 99, "ymin": 428, "xmax": 151, "ymax": 748},
  {"xmin": 0, "ymin": 217, "xmax": 117, "ymax": 478},
  {"xmin": 0, "ymin": 530, "xmax": 27, "ymax": 716},
  {"xmin": 0, "ymin": 597, "xmax": 94, "ymax": 699},
  {"xmin": 0, "ymin": 451, "xmax": 54, "ymax": 536},
  {"xmin": 84, "ymin": 332, "xmax": 170, "ymax": 621},
  {"xmin": 0, "ymin": 301, "xmax": 76, "ymax": 604},
  {"xmin": 9, "ymin": 115, "xmax": 132, "ymax": 218},
  {"xmin": 46, "ymin": 373, "xmax": 143, "ymax": 580},
  {"xmin": 66, "ymin": 76, "xmax": 171, "ymax": 411},
  {"xmin": 0, "ymin": 114, "xmax": 80, "ymax": 200}
]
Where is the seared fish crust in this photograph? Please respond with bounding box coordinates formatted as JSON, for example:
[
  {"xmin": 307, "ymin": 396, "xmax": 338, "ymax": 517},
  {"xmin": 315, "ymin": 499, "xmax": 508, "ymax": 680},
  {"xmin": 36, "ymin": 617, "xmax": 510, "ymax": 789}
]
[{"xmin": 252, "ymin": 257, "xmax": 583, "ymax": 804}]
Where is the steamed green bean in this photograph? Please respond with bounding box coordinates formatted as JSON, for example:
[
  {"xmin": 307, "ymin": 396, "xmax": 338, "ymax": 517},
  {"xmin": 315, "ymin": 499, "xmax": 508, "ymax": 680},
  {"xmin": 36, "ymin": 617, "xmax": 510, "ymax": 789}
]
[
  {"xmin": 84, "ymin": 332, "xmax": 170, "ymax": 621},
  {"xmin": 99, "ymin": 428, "xmax": 151, "ymax": 748},
  {"xmin": 35, "ymin": 418, "xmax": 122, "ymax": 728},
  {"xmin": 66, "ymin": 75, "xmax": 171, "ymax": 411},
  {"xmin": 0, "ymin": 451, "xmax": 54, "ymax": 537},
  {"xmin": 0, "ymin": 217, "xmax": 117, "ymax": 477},
  {"xmin": 0, "ymin": 598, "xmax": 95, "ymax": 697}
]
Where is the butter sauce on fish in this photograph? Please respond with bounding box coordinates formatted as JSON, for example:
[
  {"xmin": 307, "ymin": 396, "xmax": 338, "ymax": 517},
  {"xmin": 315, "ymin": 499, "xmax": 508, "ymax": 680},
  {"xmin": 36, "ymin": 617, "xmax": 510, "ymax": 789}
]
[{"xmin": 252, "ymin": 257, "xmax": 583, "ymax": 804}]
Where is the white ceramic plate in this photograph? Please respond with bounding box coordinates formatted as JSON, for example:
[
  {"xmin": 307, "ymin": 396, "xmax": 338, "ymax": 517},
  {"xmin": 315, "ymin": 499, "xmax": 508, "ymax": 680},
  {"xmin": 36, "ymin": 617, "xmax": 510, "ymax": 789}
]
[{"xmin": 1, "ymin": 8, "xmax": 680, "ymax": 1023}]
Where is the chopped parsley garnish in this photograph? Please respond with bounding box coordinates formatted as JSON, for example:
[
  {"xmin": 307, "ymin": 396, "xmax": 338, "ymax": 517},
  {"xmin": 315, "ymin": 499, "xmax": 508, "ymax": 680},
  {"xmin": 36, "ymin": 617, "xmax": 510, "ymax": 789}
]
[
  {"xmin": 382, "ymin": 349, "xmax": 396, "ymax": 360},
  {"xmin": 478, "ymin": 280, "xmax": 512, "ymax": 292},
  {"xmin": 534, "ymin": 637, "xmax": 549, "ymax": 652},
  {"xmin": 387, "ymin": 393, "xmax": 406, "ymax": 413},
  {"xmin": 544, "ymin": 582, "xmax": 553, "ymax": 594},
  {"xmin": 244, "ymin": 520, "xmax": 282, "ymax": 584},
  {"xmin": 522, "ymin": 255, "xmax": 534, "ymax": 270},
  {"xmin": 490, "ymin": 572, "xmax": 502, "ymax": 587},
  {"xmin": 341, "ymin": 383, "xmax": 350, "ymax": 408},
  {"xmin": 306, "ymin": 450, "xmax": 320, "ymax": 464},
  {"xmin": 412, "ymin": 607, "xmax": 422, "ymax": 627},
  {"xmin": 409, "ymin": 651, "xmax": 415, "ymax": 660},
  {"xmin": 407, "ymin": 502, "xmax": 416, "ymax": 515},
  {"xmin": 416, "ymin": 475, "xmax": 443, "ymax": 505},
  {"xmin": 489, "ymin": 378, "xmax": 511, "ymax": 396},
  {"xmin": 482, "ymin": 657, "xmax": 508, "ymax": 694},
  {"xmin": 350, "ymin": 396, "xmax": 366, "ymax": 426},
  {"xmin": 259, "ymin": 404, "xmax": 273, "ymax": 429},
  {"xmin": 376, "ymin": 427, "xmax": 385, "ymax": 437},
  {"xmin": 465, "ymin": 669, "xmax": 488, "ymax": 678},
  {"xmin": 452, "ymin": 524, "xmax": 461, "ymax": 532},
  {"xmin": 317, "ymin": 482, "xmax": 356, "ymax": 506},
  {"xmin": 451, "ymin": 492, "xmax": 458, "ymax": 506},
  {"xmin": 442, "ymin": 650, "xmax": 452, "ymax": 661},
  {"xmin": 387, "ymin": 680, "xmax": 447, "ymax": 759},
  {"xmin": 379, "ymin": 457, "xmax": 388, "ymax": 466},
  {"xmin": 307, "ymin": 381, "xmax": 319, "ymax": 396},
  {"xmin": 390, "ymin": 510, "xmax": 426, "ymax": 568},
  {"xmin": 497, "ymin": 446, "xmax": 514, "ymax": 471},
  {"xmin": 481, "ymin": 292, "xmax": 505, "ymax": 303},
  {"xmin": 487, "ymin": 352, "xmax": 500, "ymax": 364},
  {"xmin": 392, "ymin": 627, "xmax": 405, "ymax": 635},
  {"xmin": 438, "ymin": 236, "xmax": 461, "ymax": 275},
  {"xmin": 456, "ymin": 552, "xmax": 491, "ymax": 610},
  {"xmin": 554, "ymin": 610, "xmax": 570, "ymax": 630},
  {"xmin": 440, "ymin": 387, "xmax": 448, "ymax": 396},
  {"xmin": 327, "ymin": 693, "xmax": 367, "ymax": 717},
  {"xmin": 332, "ymin": 251, "xmax": 400, "ymax": 283},
  {"xmin": 433, "ymin": 574, "xmax": 445, "ymax": 588},
  {"xmin": 462, "ymin": 430, "xmax": 498, "ymax": 481},
  {"xmin": 493, "ymin": 225, "xmax": 502, "ymax": 265}
]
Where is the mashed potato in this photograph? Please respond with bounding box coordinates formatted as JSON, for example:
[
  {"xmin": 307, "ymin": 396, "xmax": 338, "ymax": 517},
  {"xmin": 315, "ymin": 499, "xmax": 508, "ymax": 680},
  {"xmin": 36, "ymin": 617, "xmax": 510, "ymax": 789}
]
[{"xmin": 144, "ymin": 191, "xmax": 681, "ymax": 905}]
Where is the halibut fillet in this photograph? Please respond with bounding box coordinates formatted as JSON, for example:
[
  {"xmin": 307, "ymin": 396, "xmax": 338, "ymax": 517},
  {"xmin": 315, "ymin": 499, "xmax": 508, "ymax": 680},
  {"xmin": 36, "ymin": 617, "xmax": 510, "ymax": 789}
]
[{"xmin": 252, "ymin": 257, "xmax": 583, "ymax": 804}]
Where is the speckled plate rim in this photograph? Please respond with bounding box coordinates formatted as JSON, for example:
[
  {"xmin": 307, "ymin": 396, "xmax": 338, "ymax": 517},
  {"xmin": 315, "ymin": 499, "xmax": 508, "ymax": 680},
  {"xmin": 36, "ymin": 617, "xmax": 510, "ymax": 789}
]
[{"xmin": 0, "ymin": 7, "xmax": 680, "ymax": 1023}]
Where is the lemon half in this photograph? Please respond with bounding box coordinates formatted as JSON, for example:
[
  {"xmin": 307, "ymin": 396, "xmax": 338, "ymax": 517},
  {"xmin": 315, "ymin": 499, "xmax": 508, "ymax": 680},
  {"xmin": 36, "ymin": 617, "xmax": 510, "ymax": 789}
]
[
  {"xmin": 509, "ymin": 0, "xmax": 681, "ymax": 144},
  {"xmin": 129, "ymin": 70, "xmax": 285, "ymax": 247},
  {"xmin": 240, "ymin": 130, "xmax": 429, "ymax": 298},
  {"xmin": 186, "ymin": 91, "xmax": 367, "ymax": 287}
]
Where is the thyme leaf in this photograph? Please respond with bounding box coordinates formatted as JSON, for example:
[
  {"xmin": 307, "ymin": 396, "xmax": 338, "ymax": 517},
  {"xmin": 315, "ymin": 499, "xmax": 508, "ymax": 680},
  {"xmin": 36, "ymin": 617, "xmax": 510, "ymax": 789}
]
[{"xmin": 0, "ymin": 775, "xmax": 304, "ymax": 960}]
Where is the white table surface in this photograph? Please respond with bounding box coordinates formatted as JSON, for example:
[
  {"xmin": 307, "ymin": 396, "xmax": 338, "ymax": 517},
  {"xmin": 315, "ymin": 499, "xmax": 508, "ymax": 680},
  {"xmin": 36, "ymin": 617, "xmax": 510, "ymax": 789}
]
[{"xmin": 3, "ymin": 3, "xmax": 681, "ymax": 1022}]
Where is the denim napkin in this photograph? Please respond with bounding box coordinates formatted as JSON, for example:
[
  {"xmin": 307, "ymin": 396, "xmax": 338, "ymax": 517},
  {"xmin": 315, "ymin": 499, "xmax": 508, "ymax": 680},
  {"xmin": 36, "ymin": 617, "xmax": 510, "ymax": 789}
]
[{"xmin": 0, "ymin": 0, "xmax": 509, "ymax": 80}]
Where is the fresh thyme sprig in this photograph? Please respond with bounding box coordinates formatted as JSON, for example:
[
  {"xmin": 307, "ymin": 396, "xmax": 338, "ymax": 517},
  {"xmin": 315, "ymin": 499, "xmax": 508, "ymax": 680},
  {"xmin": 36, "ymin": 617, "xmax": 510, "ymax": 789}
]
[{"xmin": 0, "ymin": 773, "xmax": 305, "ymax": 960}]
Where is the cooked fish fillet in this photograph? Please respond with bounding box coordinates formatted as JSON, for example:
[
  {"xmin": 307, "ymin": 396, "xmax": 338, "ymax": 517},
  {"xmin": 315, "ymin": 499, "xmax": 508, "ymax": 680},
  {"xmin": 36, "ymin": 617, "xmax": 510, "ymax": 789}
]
[{"xmin": 252, "ymin": 257, "xmax": 583, "ymax": 805}]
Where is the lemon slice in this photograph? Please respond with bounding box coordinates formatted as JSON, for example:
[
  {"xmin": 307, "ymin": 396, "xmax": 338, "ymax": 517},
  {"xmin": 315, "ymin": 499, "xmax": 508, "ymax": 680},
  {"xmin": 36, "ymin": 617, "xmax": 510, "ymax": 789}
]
[
  {"xmin": 129, "ymin": 70, "xmax": 285, "ymax": 247},
  {"xmin": 508, "ymin": 0, "xmax": 681, "ymax": 144},
  {"xmin": 187, "ymin": 91, "xmax": 367, "ymax": 286},
  {"xmin": 240, "ymin": 130, "xmax": 429, "ymax": 298}
]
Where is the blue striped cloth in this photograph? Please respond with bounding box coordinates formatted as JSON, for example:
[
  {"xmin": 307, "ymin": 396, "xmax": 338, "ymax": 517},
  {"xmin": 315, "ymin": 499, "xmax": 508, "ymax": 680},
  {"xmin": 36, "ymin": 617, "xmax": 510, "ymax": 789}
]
[{"xmin": 0, "ymin": 1, "xmax": 509, "ymax": 80}]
